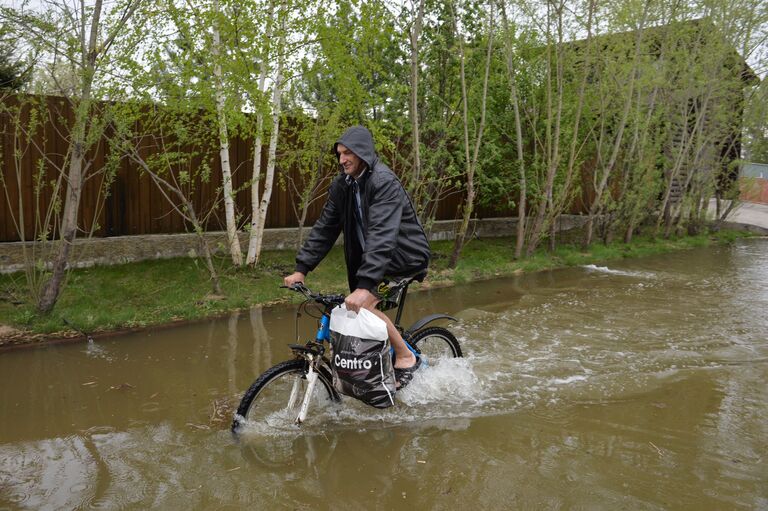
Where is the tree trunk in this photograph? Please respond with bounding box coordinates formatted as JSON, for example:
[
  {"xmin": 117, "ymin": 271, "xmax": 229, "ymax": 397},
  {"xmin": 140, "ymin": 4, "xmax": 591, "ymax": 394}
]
[
  {"xmin": 526, "ymin": 0, "xmax": 565, "ymax": 256},
  {"xmin": 296, "ymin": 207, "xmax": 308, "ymax": 250},
  {"xmin": 247, "ymin": 53, "xmax": 283, "ymax": 265},
  {"xmin": 448, "ymin": 4, "xmax": 493, "ymax": 269},
  {"xmin": 38, "ymin": 0, "xmax": 105, "ymax": 312},
  {"xmin": 245, "ymin": 8, "xmax": 274, "ymax": 265},
  {"xmin": 293, "ymin": 160, "xmax": 323, "ymax": 251},
  {"xmin": 187, "ymin": 201, "xmax": 224, "ymax": 296},
  {"xmin": 498, "ymin": 0, "xmax": 527, "ymax": 259},
  {"xmin": 248, "ymin": 122, "xmax": 265, "ymax": 262},
  {"xmin": 246, "ymin": 11, "xmax": 282, "ymax": 266},
  {"xmin": 624, "ymin": 224, "xmax": 634, "ymax": 243},
  {"xmin": 448, "ymin": 35, "xmax": 473, "ymax": 269},
  {"xmin": 212, "ymin": 0, "xmax": 242, "ymax": 266},
  {"xmin": 409, "ymin": 0, "xmax": 425, "ymax": 210},
  {"xmin": 38, "ymin": 134, "xmax": 86, "ymax": 312}
]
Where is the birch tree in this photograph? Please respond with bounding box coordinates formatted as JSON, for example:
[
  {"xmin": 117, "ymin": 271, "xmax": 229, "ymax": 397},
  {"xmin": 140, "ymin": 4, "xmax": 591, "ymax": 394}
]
[
  {"xmin": 159, "ymin": 0, "xmax": 245, "ymax": 266},
  {"xmin": 139, "ymin": 0, "xmax": 298, "ymax": 267},
  {"xmin": 245, "ymin": 0, "xmax": 288, "ymax": 266},
  {"xmin": 211, "ymin": 0, "xmax": 243, "ymax": 266}
]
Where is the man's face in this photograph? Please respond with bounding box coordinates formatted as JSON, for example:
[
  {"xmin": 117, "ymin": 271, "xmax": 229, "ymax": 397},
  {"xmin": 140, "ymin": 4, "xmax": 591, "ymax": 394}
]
[{"xmin": 337, "ymin": 144, "xmax": 365, "ymax": 179}]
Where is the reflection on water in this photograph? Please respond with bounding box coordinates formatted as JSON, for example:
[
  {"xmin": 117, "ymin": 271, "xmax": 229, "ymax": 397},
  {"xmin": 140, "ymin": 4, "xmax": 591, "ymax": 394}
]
[{"xmin": 1, "ymin": 239, "xmax": 767, "ymax": 509}]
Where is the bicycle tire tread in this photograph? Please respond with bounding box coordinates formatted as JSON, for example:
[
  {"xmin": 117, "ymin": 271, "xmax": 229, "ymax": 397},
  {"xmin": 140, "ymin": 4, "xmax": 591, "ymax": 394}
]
[{"xmin": 410, "ymin": 326, "xmax": 463, "ymax": 358}]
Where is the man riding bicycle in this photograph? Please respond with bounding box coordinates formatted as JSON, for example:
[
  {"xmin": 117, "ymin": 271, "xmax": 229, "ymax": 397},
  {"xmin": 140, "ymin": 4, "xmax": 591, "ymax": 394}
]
[{"xmin": 283, "ymin": 125, "xmax": 430, "ymax": 389}]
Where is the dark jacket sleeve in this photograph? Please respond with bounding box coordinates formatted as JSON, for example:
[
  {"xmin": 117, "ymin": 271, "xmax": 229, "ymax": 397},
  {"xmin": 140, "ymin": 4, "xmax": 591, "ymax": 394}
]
[
  {"xmin": 295, "ymin": 179, "xmax": 344, "ymax": 275},
  {"xmin": 355, "ymin": 175, "xmax": 403, "ymax": 291}
]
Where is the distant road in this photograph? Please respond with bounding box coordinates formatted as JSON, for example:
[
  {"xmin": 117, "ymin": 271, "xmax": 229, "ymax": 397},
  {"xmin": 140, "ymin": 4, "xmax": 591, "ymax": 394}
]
[{"xmin": 710, "ymin": 200, "xmax": 768, "ymax": 234}]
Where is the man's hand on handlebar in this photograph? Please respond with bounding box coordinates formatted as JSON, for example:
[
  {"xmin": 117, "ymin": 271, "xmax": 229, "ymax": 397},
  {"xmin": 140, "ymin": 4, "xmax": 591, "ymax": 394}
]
[{"xmin": 283, "ymin": 271, "xmax": 306, "ymax": 288}]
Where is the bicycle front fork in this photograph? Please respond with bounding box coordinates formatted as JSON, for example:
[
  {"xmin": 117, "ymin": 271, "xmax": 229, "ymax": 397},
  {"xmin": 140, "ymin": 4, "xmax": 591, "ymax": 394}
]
[{"xmin": 292, "ymin": 355, "xmax": 319, "ymax": 426}]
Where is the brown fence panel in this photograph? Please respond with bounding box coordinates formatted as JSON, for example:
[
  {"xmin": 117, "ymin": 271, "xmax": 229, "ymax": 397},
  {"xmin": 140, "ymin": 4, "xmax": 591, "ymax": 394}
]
[{"xmin": 2, "ymin": 93, "xmax": 519, "ymax": 243}]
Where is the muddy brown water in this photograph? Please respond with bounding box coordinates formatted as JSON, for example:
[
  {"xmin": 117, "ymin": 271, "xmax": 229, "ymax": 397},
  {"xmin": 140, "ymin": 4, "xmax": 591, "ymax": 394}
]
[{"xmin": 1, "ymin": 239, "xmax": 767, "ymax": 510}]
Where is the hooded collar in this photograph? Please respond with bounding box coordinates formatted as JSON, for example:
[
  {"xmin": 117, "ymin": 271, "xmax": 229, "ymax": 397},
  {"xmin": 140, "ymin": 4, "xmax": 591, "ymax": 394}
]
[{"xmin": 344, "ymin": 167, "xmax": 368, "ymax": 186}]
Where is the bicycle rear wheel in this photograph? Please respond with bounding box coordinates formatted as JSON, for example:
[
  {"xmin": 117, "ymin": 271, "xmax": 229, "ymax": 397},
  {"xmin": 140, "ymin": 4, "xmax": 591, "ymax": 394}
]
[
  {"xmin": 232, "ymin": 359, "xmax": 338, "ymax": 433},
  {"xmin": 408, "ymin": 326, "xmax": 462, "ymax": 361}
]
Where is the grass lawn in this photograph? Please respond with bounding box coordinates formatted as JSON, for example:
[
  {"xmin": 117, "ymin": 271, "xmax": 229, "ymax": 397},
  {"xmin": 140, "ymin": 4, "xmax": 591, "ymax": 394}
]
[{"xmin": 0, "ymin": 229, "xmax": 751, "ymax": 347}]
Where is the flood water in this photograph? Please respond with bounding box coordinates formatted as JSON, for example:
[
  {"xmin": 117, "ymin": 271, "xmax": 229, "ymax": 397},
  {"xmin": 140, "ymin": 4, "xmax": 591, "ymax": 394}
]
[{"xmin": 2, "ymin": 239, "xmax": 767, "ymax": 510}]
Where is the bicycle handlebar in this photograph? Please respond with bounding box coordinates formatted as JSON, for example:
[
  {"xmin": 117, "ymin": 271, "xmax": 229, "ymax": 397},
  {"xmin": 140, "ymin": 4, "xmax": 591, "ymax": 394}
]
[{"xmin": 281, "ymin": 283, "xmax": 345, "ymax": 307}]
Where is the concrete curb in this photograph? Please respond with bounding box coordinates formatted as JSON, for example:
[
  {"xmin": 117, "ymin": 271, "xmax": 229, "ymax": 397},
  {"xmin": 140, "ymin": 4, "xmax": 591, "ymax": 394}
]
[{"xmin": 716, "ymin": 221, "xmax": 768, "ymax": 236}]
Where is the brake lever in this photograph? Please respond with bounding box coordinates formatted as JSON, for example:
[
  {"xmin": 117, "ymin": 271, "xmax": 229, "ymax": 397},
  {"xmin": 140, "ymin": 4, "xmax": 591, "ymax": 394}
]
[{"xmin": 282, "ymin": 282, "xmax": 312, "ymax": 298}]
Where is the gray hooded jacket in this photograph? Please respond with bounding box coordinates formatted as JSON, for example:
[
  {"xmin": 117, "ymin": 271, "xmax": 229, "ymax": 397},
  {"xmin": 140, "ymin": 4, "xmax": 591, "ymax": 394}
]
[{"xmin": 295, "ymin": 126, "xmax": 430, "ymax": 292}]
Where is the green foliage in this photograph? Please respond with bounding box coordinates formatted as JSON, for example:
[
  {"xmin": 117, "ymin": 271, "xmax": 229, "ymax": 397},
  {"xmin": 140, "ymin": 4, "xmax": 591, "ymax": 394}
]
[
  {"xmin": 744, "ymin": 79, "xmax": 768, "ymax": 163},
  {"xmin": 296, "ymin": 0, "xmax": 408, "ymax": 134},
  {"xmin": 0, "ymin": 32, "xmax": 30, "ymax": 91}
]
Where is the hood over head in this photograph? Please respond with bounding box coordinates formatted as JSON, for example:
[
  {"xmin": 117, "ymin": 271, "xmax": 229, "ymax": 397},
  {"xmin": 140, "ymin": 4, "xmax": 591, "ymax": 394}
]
[{"xmin": 333, "ymin": 126, "xmax": 377, "ymax": 170}]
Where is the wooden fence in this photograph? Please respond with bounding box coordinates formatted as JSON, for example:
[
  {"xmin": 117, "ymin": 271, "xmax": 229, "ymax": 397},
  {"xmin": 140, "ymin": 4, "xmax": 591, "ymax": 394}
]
[{"xmin": 0, "ymin": 94, "xmax": 492, "ymax": 243}]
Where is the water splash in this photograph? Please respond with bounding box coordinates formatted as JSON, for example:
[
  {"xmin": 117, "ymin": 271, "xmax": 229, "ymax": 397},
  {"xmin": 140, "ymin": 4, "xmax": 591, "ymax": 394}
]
[
  {"xmin": 83, "ymin": 341, "xmax": 112, "ymax": 361},
  {"xmin": 582, "ymin": 264, "xmax": 657, "ymax": 279},
  {"xmin": 397, "ymin": 356, "xmax": 482, "ymax": 406}
]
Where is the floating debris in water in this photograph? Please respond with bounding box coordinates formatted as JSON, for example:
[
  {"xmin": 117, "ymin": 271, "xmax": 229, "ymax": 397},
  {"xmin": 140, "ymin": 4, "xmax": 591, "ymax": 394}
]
[{"xmin": 108, "ymin": 383, "xmax": 135, "ymax": 391}]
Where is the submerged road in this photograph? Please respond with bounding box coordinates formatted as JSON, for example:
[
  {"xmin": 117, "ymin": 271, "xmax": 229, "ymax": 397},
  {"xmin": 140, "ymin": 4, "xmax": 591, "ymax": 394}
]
[{"xmin": 1, "ymin": 239, "xmax": 767, "ymax": 509}]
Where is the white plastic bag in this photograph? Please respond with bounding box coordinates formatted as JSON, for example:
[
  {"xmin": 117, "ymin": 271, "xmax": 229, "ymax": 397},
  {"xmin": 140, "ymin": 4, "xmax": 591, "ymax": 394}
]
[
  {"xmin": 330, "ymin": 305, "xmax": 388, "ymax": 341},
  {"xmin": 329, "ymin": 305, "xmax": 396, "ymax": 408}
]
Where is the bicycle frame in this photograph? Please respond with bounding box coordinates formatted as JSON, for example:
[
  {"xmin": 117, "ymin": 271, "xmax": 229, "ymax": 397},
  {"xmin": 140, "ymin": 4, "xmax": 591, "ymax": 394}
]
[{"xmin": 316, "ymin": 314, "xmax": 331, "ymax": 342}]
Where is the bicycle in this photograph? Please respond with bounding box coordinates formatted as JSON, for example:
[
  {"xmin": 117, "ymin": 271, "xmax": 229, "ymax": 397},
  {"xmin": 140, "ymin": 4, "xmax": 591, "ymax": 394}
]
[{"xmin": 231, "ymin": 276, "xmax": 462, "ymax": 433}]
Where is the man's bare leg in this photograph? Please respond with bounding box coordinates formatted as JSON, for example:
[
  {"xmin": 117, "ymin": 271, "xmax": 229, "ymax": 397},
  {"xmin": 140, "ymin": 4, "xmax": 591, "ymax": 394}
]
[{"xmin": 367, "ymin": 307, "xmax": 417, "ymax": 369}]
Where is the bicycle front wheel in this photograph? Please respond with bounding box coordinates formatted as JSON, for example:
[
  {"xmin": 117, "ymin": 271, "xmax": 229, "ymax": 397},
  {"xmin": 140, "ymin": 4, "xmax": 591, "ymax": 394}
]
[
  {"xmin": 409, "ymin": 326, "xmax": 462, "ymax": 361},
  {"xmin": 232, "ymin": 359, "xmax": 338, "ymax": 433}
]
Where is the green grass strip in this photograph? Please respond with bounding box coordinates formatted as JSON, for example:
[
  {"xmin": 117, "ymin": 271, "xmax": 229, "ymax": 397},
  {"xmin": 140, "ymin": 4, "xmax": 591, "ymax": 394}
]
[{"xmin": 0, "ymin": 229, "xmax": 752, "ymax": 344}]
